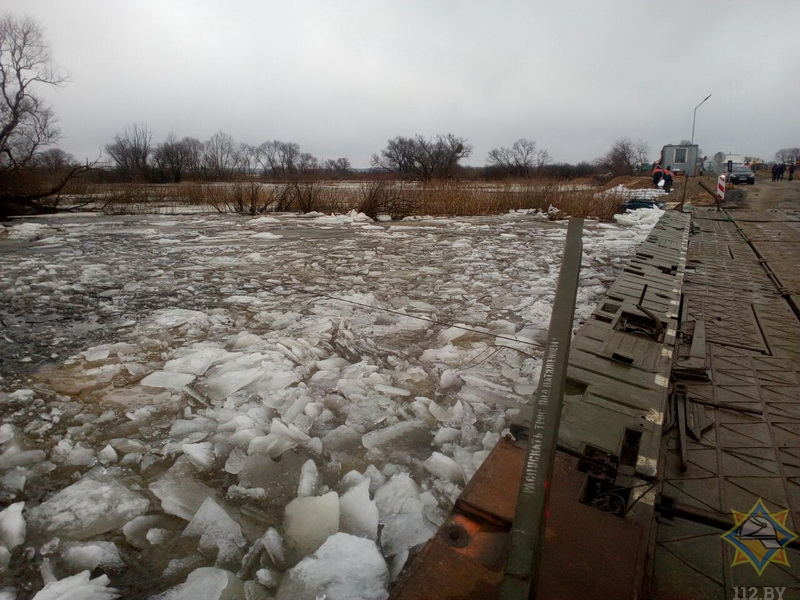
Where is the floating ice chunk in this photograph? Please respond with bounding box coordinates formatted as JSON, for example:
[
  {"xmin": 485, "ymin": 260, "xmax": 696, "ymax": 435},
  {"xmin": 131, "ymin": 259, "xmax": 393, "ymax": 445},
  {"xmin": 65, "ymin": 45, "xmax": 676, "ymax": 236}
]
[
  {"xmin": 339, "ymin": 478, "xmax": 378, "ymax": 541},
  {"xmin": 140, "ymin": 371, "xmax": 195, "ymax": 390},
  {"xmin": 276, "ymin": 533, "xmax": 388, "ymax": 600},
  {"xmin": 321, "ymin": 425, "xmax": 362, "ymax": 458},
  {"xmin": 364, "ymin": 465, "xmax": 386, "ymax": 496},
  {"xmin": 0, "ymin": 502, "xmax": 25, "ymax": 550},
  {"xmin": 428, "ymin": 399, "xmax": 463, "ymax": 425},
  {"xmin": 0, "ymin": 423, "xmax": 19, "ymax": 444},
  {"xmin": 145, "ymin": 529, "xmax": 170, "ymax": 546},
  {"xmin": 432, "ymin": 427, "xmax": 461, "ymax": 447},
  {"xmin": 164, "ymin": 346, "xmax": 241, "ymax": 376},
  {"xmin": 236, "ymin": 451, "xmax": 304, "ymax": 498},
  {"xmin": 439, "ymin": 369, "xmax": 463, "ymax": 390},
  {"xmin": 249, "ymin": 419, "xmax": 311, "ymax": 458},
  {"xmin": 316, "ymin": 356, "xmax": 350, "ymax": 371},
  {"xmin": 482, "ymin": 431, "xmax": 501, "ymax": 451},
  {"xmin": 373, "ymin": 383, "xmax": 411, "ymax": 397},
  {"xmin": 0, "ymin": 469, "xmax": 27, "ymax": 494},
  {"xmin": 150, "ymin": 461, "xmax": 218, "ymax": 521},
  {"xmin": 473, "ymin": 449, "xmax": 490, "ymax": 469},
  {"xmin": 420, "ymin": 343, "xmax": 463, "ymax": 365},
  {"xmin": 201, "ymin": 367, "xmax": 263, "ymax": 402},
  {"xmin": 30, "ymin": 570, "xmax": 120, "ymax": 600},
  {"xmin": 153, "ymin": 567, "xmax": 244, "ymax": 600},
  {"xmin": 52, "ymin": 440, "xmax": 95, "ymax": 467},
  {"xmin": 224, "ymin": 448, "xmax": 246, "ymax": 474},
  {"xmin": 374, "ymin": 474, "xmax": 436, "ymax": 556},
  {"xmin": 82, "ymin": 346, "xmax": 110, "ymax": 362},
  {"xmin": 424, "ymin": 452, "xmax": 465, "ymax": 485},
  {"xmin": 262, "ymin": 527, "xmax": 286, "ymax": 571},
  {"xmin": 244, "ymin": 581, "xmax": 271, "ymax": 600},
  {"xmin": 97, "ymin": 445, "xmax": 118, "ymax": 465},
  {"xmin": 183, "ymin": 498, "xmax": 246, "ymax": 567},
  {"xmin": 182, "ymin": 443, "xmax": 215, "ymax": 471},
  {"xmin": 297, "ymin": 460, "xmax": 319, "ymax": 497},
  {"xmin": 389, "ymin": 550, "xmax": 409, "ymax": 582},
  {"xmin": 225, "ymin": 485, "xmax": 267, "ymax": 501},
  {"xmin": 27, "ymin": 478, "xmax": 149, "ymax": 540},
  {"xmin": 0, "ymin": 449, "xmax": 47, "ymax": 470},
  {"xmin": 148, "ymin": 308, "xmax": 211, "ymax": 331},
  {"xmin": 362, "ymin": 420, "xmax": 431, "ymax": 461},
  {"xmin": 306, "ymin": 436, "xmax": 322, "ymax": 456},
  {"xmin": 6, "ymin": 223, "xmax": 55, "ymax": 242},
  {"xmin": 338, "ymin": 470, "xmax": 365, "ymax": 493},
  {"xmin": 438, "ymin": 325, "xmax": 473, "ymax": 343},
  {"xmin": 123, "ymin": 514, "xmax": 182, "ymax": 549},
  {"xmin": 255, "ymin": 567, "xmax": 280, "ymax": 588},
  {"xmin": 283, "ymin": 491, "xmax": 339, "ymax": 566},
  {"xmin": 61, "ymin": 542, "xmax": 124, "ymax": 573},
  {"xmin": 249, "ymin": 216, "xmax": 280, "ymax": 225},
  {"xmin": 250, "ymin": 232, "xmax": 283, "ymax": 240},
  {"xmin": 451, "ymin": 446, "xmax": 479, "ymax": 483},
  {"xmin": 0, "ymin": 545, "xmax": 9, "ymax": 570},
  {"xmin": 247, "ymin": 434, "xmax": 293, "ymax": 458}
]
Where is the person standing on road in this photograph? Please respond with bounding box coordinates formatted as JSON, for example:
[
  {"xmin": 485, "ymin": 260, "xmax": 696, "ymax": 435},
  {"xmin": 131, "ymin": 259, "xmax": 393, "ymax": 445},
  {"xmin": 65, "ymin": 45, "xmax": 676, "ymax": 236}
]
[
  {"xmin": 789, "ymin": 163, "xmax": 796, "ymax": 181},
  {"xmin": 778, "ymin": 163, "xmax": 786, "ymax": 181},
  {"xmin": 652, "ymin": 164, "xmax": 664, "ymax": 188},
  {"xmin": 772, "ymin": 163, "xmax": 779, "ymax": 181},
  {"xmin": 663, "ymin": 166, "xmax": 674, "ymax": 193}
]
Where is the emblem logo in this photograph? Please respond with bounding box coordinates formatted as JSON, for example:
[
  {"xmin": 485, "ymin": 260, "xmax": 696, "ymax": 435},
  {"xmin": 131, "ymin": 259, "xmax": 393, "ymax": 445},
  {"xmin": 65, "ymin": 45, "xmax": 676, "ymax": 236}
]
[{"xmin": 721, "ymin": 499, "xmax": 798, "ymax": 576}]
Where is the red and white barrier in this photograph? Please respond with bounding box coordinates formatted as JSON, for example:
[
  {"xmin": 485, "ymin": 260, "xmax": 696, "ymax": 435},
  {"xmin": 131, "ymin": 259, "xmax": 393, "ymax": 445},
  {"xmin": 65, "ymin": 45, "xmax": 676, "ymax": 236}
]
[{"xmin": 717, "ymin": 175, "xmax": 726, "ymax": 200}]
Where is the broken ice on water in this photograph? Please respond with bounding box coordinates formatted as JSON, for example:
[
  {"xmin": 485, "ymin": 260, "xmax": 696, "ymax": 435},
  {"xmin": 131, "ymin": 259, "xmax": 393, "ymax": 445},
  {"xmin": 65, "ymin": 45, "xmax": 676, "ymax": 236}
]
[{"xmin": 0, "ymin": 208, "xmax": 663, "ymax": 597}]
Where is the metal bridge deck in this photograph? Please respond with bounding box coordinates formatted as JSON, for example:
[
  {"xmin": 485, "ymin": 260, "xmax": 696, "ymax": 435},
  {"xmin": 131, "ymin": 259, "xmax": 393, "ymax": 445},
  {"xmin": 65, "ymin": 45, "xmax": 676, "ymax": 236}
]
[
  {"xmin": 390, "ymin": 191, "xmax": 800, "ymax": 599},
  {"xmin": 649, "ymin": 206, "xmax": 800, "ymax": 599}
]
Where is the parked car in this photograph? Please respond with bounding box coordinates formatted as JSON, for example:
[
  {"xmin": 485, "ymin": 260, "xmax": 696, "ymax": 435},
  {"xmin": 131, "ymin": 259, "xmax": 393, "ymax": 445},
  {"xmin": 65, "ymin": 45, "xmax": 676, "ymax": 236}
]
[{"xmin": 727, "ymin": 165, "xmax": 755, "ymax": 185}]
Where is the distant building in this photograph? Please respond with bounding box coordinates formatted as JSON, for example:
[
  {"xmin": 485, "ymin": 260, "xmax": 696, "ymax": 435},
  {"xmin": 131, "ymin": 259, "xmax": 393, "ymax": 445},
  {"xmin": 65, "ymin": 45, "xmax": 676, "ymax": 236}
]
[{"xmin": 661, "ymin": 144, "xmax": 699, "ymax": 176}]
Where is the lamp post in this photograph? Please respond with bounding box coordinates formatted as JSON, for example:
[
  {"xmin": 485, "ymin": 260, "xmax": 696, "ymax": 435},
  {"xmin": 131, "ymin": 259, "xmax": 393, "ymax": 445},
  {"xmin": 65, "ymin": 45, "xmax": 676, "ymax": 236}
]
[
  {"xmin": 680, "ymin": 93, "xmax": 712, "ymax": 209},
  {"xmin": 690, "ymin": 93, "xmax": 712, "ymax": 146}
]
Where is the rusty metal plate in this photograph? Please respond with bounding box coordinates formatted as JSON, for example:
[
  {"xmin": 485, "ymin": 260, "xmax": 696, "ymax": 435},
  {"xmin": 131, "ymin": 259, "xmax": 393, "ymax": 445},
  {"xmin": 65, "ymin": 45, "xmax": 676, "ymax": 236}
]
[{"xmin": 456, "ymin": 437, "xmax": 525, "ymax": 525}]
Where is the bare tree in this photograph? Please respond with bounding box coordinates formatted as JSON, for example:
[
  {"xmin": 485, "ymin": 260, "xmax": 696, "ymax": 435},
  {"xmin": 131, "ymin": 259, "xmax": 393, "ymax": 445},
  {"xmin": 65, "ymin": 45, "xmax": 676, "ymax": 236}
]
[
  {"xmin": 323, "ymin": 157, "xmax": 351, "ymax": 175},
  {"xmin": 238, "ymin": 143, "xmax": 262, "ymax": 177},
  {"xmin": 775, "ymin": 147, "xmax": 799, "ymax": 163},
  {"xmin": 203, "ymin": 130, "xmax": 239, "ymax": 179},
  {"xmin": 153, "ymin": 133, "xmax": 193, "ymax": 182},
  {"xmin": 0, "ymin": 14, "xmax": 92, "ymax": 217},
  {"xmin": 596, "ymin": 137, "xmax": 638, "ymax": 176},
  {"xmin": 371, "ymin": 134, "xmax": 471, "ymax": 180},
  {"xmin": 181, "ymin": 137, "xmax": 204, "ymax": 179},
  {"xmin": 297, "ymin": 152, "xmax": 319, "ymax": 174},
  {"xmin": 634, "ymin": 140, "xmax": 650, "ymax": 166},
  {"xmin": 371, "ymin": 136, "xmax": 418, "ymax": 176},
  {"xmin": 257, "ymin": 140, "xmax": 302, "ymax": 179},
  {"xmin": 486, "ymin": 138, "xmax": 551, "ymax": 177},
  {"xmin": 105, "ymin": 123, "xmax": 152, "ymax": 180},
  {"xmin": 36, "ymin": 148, "xmax": 77, "ymax": 173}
]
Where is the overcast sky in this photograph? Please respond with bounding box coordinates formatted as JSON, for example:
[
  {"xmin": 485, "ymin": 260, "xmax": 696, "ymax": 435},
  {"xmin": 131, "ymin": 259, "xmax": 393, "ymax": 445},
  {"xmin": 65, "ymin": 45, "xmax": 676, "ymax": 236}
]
[{"xmin": 7, "ymin": 0, "xmax": 799, "ymax": 168}]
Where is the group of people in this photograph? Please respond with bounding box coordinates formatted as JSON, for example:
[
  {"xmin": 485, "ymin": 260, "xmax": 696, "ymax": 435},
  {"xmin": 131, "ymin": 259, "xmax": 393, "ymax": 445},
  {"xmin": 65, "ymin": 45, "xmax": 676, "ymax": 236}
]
[
  {"xmin": 771, "ymin": 162, "xmax": 795, "ymax": 181},
  {"xmin": 651, "ymin": 162, "xmax": 675, "ymax": 193}
]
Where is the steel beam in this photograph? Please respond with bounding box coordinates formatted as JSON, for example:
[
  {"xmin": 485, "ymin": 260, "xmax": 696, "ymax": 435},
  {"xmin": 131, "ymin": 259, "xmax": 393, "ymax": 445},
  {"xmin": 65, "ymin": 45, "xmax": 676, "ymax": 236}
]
[{"xmin": 500, "ymin": 217, "xmax": 584, "ymax": 600}]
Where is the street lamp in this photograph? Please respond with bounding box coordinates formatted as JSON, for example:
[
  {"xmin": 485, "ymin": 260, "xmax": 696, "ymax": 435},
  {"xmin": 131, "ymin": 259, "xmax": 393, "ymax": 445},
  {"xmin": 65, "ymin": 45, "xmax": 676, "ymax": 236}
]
[
  {"xmin": 679, "ymin": 93, "xmax": 711, "ymax": 210},
  {"xmin": 690, "ymin": 93, "xmax": 712, "ymax": 146}
]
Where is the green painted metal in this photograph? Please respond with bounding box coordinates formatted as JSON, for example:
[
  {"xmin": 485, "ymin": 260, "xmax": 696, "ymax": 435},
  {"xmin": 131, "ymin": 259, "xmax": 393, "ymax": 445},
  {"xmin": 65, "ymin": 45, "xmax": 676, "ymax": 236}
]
[{"xmin": 500, "ymin": 217, "xmax": 584, "ymax": 600}]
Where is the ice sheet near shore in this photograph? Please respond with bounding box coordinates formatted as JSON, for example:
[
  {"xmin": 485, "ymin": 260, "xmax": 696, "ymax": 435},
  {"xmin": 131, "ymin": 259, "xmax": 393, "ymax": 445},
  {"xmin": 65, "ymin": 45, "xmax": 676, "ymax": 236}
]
[{"xmin": 0, "ymin": 207, "xmax": 663, "ymax": 598}]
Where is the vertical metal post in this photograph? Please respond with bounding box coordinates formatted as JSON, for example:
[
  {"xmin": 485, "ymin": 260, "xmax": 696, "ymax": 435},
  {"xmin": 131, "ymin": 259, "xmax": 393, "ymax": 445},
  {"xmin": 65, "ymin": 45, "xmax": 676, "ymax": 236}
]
[
  {"xmin": 680, "ymin": 93, "xmax": 712, "ymax": 209},
  {"xmin": 500, "ymin": 217, "xmax": 584, "ymax": 600}
]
